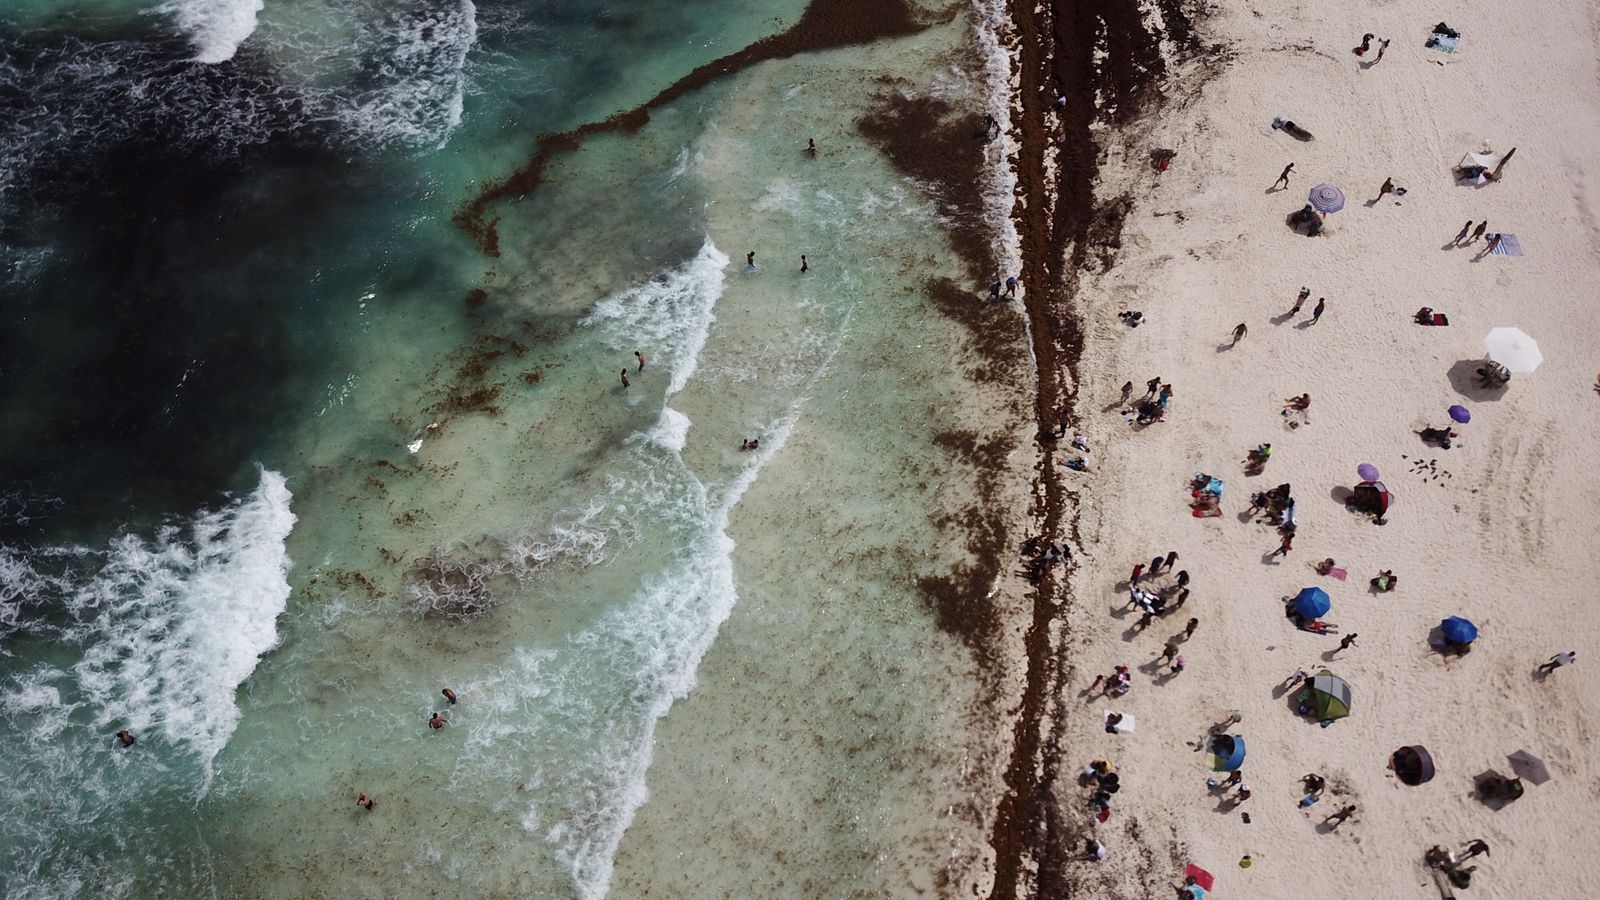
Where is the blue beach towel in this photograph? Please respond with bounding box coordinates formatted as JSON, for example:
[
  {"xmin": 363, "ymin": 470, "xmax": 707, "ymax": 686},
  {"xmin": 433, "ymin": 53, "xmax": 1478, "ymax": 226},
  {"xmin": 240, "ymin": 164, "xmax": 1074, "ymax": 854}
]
[
  {"xmin": 1427, "ymin": 34, "xmax": 1459, "ymax": 53},
  {"xmin": 1490, "ymin": 233, "xmax": 1524, "ymax": 256}
]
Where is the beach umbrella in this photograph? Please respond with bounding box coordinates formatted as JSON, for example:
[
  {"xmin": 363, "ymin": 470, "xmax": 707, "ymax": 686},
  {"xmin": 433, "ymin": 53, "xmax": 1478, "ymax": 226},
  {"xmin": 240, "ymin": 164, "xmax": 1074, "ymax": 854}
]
[
  {"xmin": 1507, "ymin": 749, "xmax": 1551, "ymax": 785},
  {"xmin": 1356, "ymin": 462, "xmax": 1380, "ymax": 481},
  {"xmin": 1208, "ymin": 734, "xmax": 1247, "ymax": 772},
  {"xmin": 1483, "ymin": 327, "xmax": 1543, "ymax": 373},
  {"xmin": 1448, "ymin": 405, "xmax": 1471, "ymax": 424},
  {"xmin": 1306, "ymin": 671, "xmax": 1353, "ymax": 720},
  {"xmin": 1392, "ymin": 745, "xmax": 1436, "ymax": 785},
  {"xmin": 1440, "ymin": 616, "xmax": 1478, "ymax": 644},
  {"xmin": 1292, "ymin": 586, "xmax": 1331, "ymax": 618},
  {"xmin": 1308, "ymin": 183, "xmax": 1346, "ymax": 213}
]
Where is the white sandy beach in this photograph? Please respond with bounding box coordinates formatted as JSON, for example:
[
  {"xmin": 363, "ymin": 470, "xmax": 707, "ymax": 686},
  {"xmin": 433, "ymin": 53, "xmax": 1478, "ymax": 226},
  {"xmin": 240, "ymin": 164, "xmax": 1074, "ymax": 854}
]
[{"xmin": 1054, "ymin": 0, "xmax": 1600, "ymax": 897}]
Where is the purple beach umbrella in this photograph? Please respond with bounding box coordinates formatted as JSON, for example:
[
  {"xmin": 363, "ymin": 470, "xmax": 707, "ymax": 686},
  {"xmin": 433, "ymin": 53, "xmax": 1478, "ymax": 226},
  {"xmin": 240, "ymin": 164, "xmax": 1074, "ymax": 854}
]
[
  {"xmin": 1357, "ymin": 463, "xmax": 1380, "ymax": 482},
  {"xmin": 1448, "ymin": 405, "xmax": 1471, "ymax": 424},
  {"xmin": 1308, "ymin": 183, "xmax": 1346, "ymax": 214}
]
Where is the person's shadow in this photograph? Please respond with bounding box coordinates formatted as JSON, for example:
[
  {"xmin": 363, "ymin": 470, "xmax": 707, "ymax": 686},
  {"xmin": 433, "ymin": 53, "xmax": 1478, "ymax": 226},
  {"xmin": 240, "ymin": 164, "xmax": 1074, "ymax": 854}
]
[
  {"xmin": 1263, "ymin": 551, "xmax": 1284, "ymax": 565},
  {"xmin": 1270, "ymin": 310, "xmax": 1297, "ymax": 326}
]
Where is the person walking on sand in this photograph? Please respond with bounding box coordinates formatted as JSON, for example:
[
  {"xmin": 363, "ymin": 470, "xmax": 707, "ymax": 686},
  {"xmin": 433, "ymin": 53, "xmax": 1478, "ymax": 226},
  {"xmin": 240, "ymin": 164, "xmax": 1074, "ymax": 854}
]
[
  {"xmin": 1481, "ymin": 233, "xmax": 1503, "ymax": 256},
  {"xmin": 1163, "ymin": 551, "xmax": 1178, "ymax": 572},
  {"xmin": 1232, "ymin": 322, "xmax": 1248, "ymax": 344},
  {"xmin": 1290, "ymin": 286, "xmax": 1309, "ymax": 315},
  {"xmin": 1120, "ymin": 381, "xmax": 1134, "ymax": 404},
  {"xmin": 1185, "ymin": 617, "xmax": 1199, "ymax": 639},
  {"xmin": 1374, "ymin": 37, "xmax": 1390, "ymax": 62},
  {"xmin": 989, "ymin": 280, "xmax": 1002, "ymax": 301},
  {"xmin": 1273, "ymin": 163, "xmax": 1294, "ymax": 190},
  {"xmin": 800, "ymin": 255, "xmax": 808, "ymax": 273},
  {"xmin": 1536, "ymin": 650, "xmax": 1577, "ymax": 674},
  {"xmin": 1464, "ymin": 839, "xmax": 1490, "ymax": 858},
  {"xmin": 1173, "ymin": 588, "xmax": 1189, "ymax": 610},
  {"xmin": 357, "ymin": 793, "xmax": 375, "ymax": 811},
  {"xmin": 620, "ymin": 370, "xmax": 630, "ymax": 389},
  {"xmin": 1337, "ymin": 633, "xmax": 1358, "ymax": 653},
  {"xmin": 1130, "ymin": 563, "xmax": 1145, "ymax": 585},
  {"xmin": 1372, "ymin": 177, "xmax": 1393, "ymax": 203},
  {"xmin": 1271, "ymin": 532, "xmax": 1294, "ymax": 558},
  {"xmin": 1454, "ymin": 221, "xmax": 1473, "ymax": 244},
  {"xmin": 1311, "ymin": 297, "xmax": 1326, "ymax": 324},
  {"xmin": 1470, "ymin": 221, "xmax": 1488, "ymax": 243},
  {"xmin": 1145, "ymin": 377, "xmax": 1162, "ymax": 398},
  {"xmin": 1162, "ymin": 641, "xmax": 1180, "ymax": 663},
  {"xmin": 634, "ymin": 351, "xmax": 646, "ymax": 373},
  {"xmin": 1055, "ymin": 405, "xmax": 1070, "ymax": 437},
  {"xmin": 442, "ymin": 688, "xmax": 458, "ymax": 705},
  {"xmin": 1170, "ymin": 654, "xmax": 1186, "ymax": 675},
  {"xmin": 1325, "ymin": 804, "xmax": 1356, "ymax": 826}
]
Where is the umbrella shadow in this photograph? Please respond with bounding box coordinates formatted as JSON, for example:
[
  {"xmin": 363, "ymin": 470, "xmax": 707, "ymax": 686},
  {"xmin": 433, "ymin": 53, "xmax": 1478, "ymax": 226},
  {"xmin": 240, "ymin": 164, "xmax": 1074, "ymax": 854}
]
[{"xmin": 1446, "ymin": 359, "xmax": 1509, "ymax": 401}]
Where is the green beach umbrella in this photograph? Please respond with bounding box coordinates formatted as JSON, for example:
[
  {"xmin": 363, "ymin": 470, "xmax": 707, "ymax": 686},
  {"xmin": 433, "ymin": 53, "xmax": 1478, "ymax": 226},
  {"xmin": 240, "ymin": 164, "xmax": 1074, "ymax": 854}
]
[{"xmin": 1307, "ymin": 671, "xmax": 1352, "ymax": 720}]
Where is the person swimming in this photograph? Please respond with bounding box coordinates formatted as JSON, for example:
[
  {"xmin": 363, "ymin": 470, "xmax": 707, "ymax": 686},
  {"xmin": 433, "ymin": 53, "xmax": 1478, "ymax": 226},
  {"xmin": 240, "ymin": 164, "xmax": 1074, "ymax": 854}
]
[{"xmin": 741, "ymin": 438, "xmax": 759, "ymax": 451}]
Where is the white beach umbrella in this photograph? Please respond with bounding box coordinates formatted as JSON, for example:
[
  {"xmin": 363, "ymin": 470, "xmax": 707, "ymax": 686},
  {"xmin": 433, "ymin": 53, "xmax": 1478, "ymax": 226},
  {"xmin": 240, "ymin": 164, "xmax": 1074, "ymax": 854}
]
[{"xmin": 1483, "ymin": 327, "xmax": 1542, "ymax": 373}]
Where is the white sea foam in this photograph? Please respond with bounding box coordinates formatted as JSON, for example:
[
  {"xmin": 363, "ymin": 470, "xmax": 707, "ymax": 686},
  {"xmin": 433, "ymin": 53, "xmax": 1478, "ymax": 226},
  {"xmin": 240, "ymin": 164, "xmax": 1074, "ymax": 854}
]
[
  {"xmin": 159, "ymin": 0, "xmax": 264, "ymax": 64},
  {"xmin": 0, "ymin": 469, "xmax": 295, "ymax": 768},
  {"xmin": 582, "ymin": 238, "xmax": 728, "ymax": 397},
  {"xmin": 972, "ymin": 0, "xmax": 1031, "ymax": 371}
]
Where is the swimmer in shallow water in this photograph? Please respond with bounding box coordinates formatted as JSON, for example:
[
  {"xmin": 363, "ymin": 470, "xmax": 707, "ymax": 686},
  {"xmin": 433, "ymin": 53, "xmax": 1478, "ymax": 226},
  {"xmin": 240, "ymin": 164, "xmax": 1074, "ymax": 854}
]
[{"xmin": 741, "ymin": 438, "xmax": 760, "ymax": 451}]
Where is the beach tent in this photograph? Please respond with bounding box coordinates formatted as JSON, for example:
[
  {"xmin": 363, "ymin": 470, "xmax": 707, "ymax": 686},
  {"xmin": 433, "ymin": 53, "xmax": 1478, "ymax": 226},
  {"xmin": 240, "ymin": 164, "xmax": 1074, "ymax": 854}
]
[
  {"xmin": 1348, "ymin": 481, "xmax": 1391, "ymax": 517},
  {"xmin": 1292, "ymin": 587, "xmax": 1331, "ymax": 619},
  {"xmin": 1456, "ymin": 151, "xmax": 1505, "ymax": 186},
  {"xmin": 1306, "ymin": 671, "xmax": 1352, "ymax": 720},
  {"xmin": 1208, "ymin": 734, "xmax": 1246, "ymax": 771},
  {"xmin": 1508, "ymin": 749, "xmax": 1551, "ymax": 785},
  {"xmin": 1393, "ymin": 745, "xmax": 1436, "ymax": 785},
  {"xmin": 1440, "ymin": 616, "xmax": 1478, "ymax": 644}
]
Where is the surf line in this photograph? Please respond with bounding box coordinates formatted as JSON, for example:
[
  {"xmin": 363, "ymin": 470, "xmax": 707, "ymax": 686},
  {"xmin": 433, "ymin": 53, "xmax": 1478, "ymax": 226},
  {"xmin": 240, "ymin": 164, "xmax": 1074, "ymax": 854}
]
[
  {"xmin": 454, "ymin": 0, "xmax": 928, "ymax": 257},
  {"xmin": 985, "ymin": 0, "xmax": 1204, "ymax": 895}
]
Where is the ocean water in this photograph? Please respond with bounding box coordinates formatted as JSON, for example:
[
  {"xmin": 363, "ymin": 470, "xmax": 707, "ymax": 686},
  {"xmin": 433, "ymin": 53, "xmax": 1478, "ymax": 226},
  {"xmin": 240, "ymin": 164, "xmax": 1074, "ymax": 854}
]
[{"xmin": 0, "ymin": 0, "xmax": 1022, "ymax": 896}]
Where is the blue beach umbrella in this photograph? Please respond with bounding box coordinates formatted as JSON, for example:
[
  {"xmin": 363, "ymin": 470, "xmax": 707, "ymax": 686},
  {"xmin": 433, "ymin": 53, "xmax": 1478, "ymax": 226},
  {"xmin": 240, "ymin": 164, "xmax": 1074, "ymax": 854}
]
[
  {"xmin": 1293, "ymin": 586, "xmax": 1331, "ymax": 619},
  {"xmin": 1440, "ymin": 616, "xmax": 1478, "ymax": 644},
  {"xmin": 1449, "ymin": 405, "xmax": 1471, "ymax": 424},
  {"xmin": 1308, "ymin": 183, "xmax": 1346, "ymax": 213}
]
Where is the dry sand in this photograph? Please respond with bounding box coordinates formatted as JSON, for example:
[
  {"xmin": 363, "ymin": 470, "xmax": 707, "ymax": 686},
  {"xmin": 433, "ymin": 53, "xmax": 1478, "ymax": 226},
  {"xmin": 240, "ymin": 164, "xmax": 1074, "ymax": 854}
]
[{"xmin": 1051, "ymin": 1, "xmax": 1600, "ymax": 897}]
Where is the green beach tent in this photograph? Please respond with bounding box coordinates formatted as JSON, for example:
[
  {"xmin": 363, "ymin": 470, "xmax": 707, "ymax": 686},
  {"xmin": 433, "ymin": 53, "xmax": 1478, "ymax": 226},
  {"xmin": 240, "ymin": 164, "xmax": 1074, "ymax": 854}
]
[{"xmin": 1307, "ymin": 671, "xmax": 1353, "ymax": 721}]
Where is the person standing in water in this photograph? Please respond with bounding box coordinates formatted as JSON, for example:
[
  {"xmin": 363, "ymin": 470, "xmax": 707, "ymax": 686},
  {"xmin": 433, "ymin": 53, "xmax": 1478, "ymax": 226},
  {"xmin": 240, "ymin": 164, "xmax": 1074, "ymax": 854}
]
[
  {"xmin": 805, "ymin": 138, "xmax": 817, "ymax": 157},
  {"xmin": 357, "ymin": 793, "xmax": 375, "ymax": 810},
  {"xmin": 116, "ymin": 730, "xmax": 136, "ymax": 748},
  {"xmin": 634, "ymin": 351, "xmax": 646, "ymax": 373},
  {"xmin": 429, "ymin": 712, "xmax": 447, "ymax": 729},
  {"xmin": 800, "ymin": 255, "xmax": 808, "ymax": 273},
  {"xmin": 442, "ymin": 688, "xmax": 458, "ymax": 705},
  {"xmin": 620, "ymin": 370, "xmax": 630, "ymax": 389},
  {"xmin": 746, "ymin": 251, "xmax": 757, "ymax": 270}
]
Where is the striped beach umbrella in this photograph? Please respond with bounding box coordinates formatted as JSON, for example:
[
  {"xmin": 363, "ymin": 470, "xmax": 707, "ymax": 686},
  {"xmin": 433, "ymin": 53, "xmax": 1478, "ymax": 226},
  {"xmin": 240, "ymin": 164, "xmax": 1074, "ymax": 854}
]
[{"xmin": 1307, "ymin": 183, "xmax": 1346, "ymax": 213}]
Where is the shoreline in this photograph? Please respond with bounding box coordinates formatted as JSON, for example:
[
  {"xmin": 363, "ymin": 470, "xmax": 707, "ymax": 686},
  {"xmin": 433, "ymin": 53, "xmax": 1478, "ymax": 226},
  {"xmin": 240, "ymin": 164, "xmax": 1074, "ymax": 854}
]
[{"xmin": 985, "ymin": 0, "xmax": 1207, "ymax": 893}]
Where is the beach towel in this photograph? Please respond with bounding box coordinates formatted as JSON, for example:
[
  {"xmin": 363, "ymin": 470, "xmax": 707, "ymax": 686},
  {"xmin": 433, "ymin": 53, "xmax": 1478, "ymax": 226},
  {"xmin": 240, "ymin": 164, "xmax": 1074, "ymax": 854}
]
[
  {"xmin": 1104, "ymin": 710, "xmax": 1136, "ymax": 733},
  {"xmin": 1490, "ymin": 233, "xmax": 1524, "ymax": 256},
  {"xmin": 1426, "ymin": 34, "xmax": 1459, "ymax": 53}
]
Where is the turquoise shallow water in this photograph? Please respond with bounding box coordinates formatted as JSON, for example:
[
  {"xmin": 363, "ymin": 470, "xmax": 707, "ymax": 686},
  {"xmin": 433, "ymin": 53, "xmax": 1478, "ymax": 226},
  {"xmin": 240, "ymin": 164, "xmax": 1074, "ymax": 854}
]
[{"xmin": 0, "ymin": 0, "xmax": 1022, "ymax": 896}]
